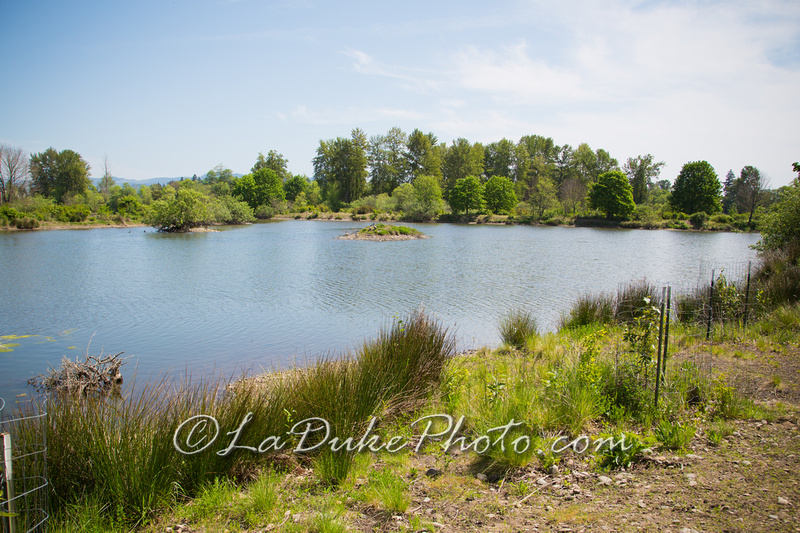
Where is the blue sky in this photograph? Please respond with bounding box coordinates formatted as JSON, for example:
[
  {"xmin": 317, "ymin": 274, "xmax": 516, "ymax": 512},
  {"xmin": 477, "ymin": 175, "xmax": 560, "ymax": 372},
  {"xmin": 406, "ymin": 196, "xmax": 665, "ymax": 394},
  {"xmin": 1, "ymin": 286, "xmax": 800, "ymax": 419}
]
[{"xmin": 2, "ymin": 0, "xmax": 798, "ymax": 187}]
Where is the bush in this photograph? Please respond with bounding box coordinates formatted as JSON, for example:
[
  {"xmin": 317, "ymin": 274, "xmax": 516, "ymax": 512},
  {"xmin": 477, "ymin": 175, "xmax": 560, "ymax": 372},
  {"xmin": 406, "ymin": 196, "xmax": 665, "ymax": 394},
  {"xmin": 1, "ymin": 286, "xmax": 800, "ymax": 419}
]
[
  {"xmin": 754, "ymin": 240, "xmax": 800, "ymax": 308},
  {"xmin": 14, "ymin": 217, "xmax": 39, "ymax": 229},
  {"xmin": 689, "ymin": 211, "xmax": 708, "ymax": 229}
]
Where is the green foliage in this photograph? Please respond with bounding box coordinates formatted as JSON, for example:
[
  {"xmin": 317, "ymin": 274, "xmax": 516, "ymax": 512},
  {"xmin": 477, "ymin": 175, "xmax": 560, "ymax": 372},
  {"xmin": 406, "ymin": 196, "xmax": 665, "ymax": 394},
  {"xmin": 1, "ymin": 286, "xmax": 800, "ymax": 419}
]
[
  {"xmin": 587, "ymin": 170, "xmax": 635, "ymax": 219},
  {"xmin": 284, "ymin": 175, "xmax": 309, "ymax": 201},
  {"xmin": 595, "ymin": 432, "xmax": 654, "ymax": 470},
  {"xmin": 29, "ymin": 147, "xmax": 92, "ymax": 203},
  {"xmin": 145, "ymin": 188, "xmax": 212, "ymax": 231},
  {"xmin": 314, "ymin": 129, "xmax": 368, "ymax": 206},
  {"xmin": 689, "ymin": 211, "xmax": 708, "ymax": 229},
  {"xmin": 498, "ymin": 309, "xmax": 538, "ymax": 348},
  {"xmin": 483, "ymin": 175, "xmax": 517, "ymax": 213},
  {"xmin": 670, "ymin": 160, "xmax": 722, "ymax": 215},
  {"xmin": 448, "ymin": 175, "xmax": 484, "ymax": 215},
  {"xmin": 232, "ymin": 168, "xmax": 285, "ymax": 210},
  {"xmin": 408, "ymin": 174, "xmax": 444, "ymax": 221},
  {"xmin": 653, "ymin": 419, "xmax": 696, "ymax": 451},
  {"xmin": 757, "ymin": 178, "xmax": 800, "ymax": 251}
]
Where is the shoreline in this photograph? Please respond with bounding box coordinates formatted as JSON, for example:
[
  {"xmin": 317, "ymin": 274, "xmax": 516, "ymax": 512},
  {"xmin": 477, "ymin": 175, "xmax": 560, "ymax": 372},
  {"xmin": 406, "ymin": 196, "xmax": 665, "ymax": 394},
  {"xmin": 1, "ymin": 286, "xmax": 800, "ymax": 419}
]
[{"xmin": 0, "ymin": 212, "xmax": 760, "ymax": 235}]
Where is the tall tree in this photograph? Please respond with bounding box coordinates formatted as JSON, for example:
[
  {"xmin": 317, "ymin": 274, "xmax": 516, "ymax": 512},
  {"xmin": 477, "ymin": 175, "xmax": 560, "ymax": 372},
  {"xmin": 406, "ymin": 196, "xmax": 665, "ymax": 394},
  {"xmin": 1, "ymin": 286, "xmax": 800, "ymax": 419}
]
[
  {"xmin": 442, "ymin": 138, "xmax": 484, "ymax": 194},
  {"xmin": 670, "ymin": 161, "xmax": 722, "ymax": 215},
  {"xmin": 99, "ymin": 154, "xmax": 115, "ymax": 200},
  {"xmin": 484, "ymin": 138, "xmax": 515, "ymax": 179},
  {"xmin": 30, "ymin": 147, "xmax": 91, "ymax": 203},
  {"xmin": 624, "ymin": 154, "xmax": 665, "ymax": 204},
  {"xmin": 252, "ymin": 150, "xmax": 290, "ymax": 182},
  {"xmin": 405, "ymin": 129, "xmax": 442, "ymax": 181},
  {"xmin": 529, "ymin": 174, "xmax": 558, "ymax": 219},
  {"xmin": 313, "ymin": 129, "xmax": 368, "ymax": 207},
  {"xmin": 588, "ymin": 170, "xmax": 635, "ymax": 219},
  {"xmin": 0, "ymin": 144, "xmax": 29, "ymax": 203},
  {"xmin": 368, "ymin": 127, "xmax": 409, "ymax": 194},
  {"xmin": 722, "ymin": 169, "xmax": 737, "ymax": 214},
  {"xmin": 734, "ymin": 165, "xmax": 769, "ymax": 224},
  {"xmin": 559, "ymin": 177, "xmax": 586, "ymax": 214},
  {"xmin": 204, "ymin": 164, "xmax": 234, "ymax": 185}
]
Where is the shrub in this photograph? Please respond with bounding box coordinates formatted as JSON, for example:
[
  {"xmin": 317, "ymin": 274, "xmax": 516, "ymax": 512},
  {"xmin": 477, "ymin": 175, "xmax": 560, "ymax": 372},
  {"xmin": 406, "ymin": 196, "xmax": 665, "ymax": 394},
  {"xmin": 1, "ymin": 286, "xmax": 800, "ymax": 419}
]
[
  {"xmin": 595, "ymin": 431, "xmax": 654, "ymax": 470},
  {"xmin": 689, "ymin": 211, "xmax": 708, "ymax": 229},
  {"xmin": 14, "ymin": 217, "xmax": 39, "ymax": 229},
  {"xmin": 754, "ymin": 240, "xmax": 800, "ymax": 308}
]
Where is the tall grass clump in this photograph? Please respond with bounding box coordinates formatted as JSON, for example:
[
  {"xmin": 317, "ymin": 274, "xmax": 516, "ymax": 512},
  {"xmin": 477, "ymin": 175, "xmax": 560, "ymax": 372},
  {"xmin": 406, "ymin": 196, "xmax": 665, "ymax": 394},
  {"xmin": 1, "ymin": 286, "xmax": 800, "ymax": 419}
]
[
  {"xmin": 559, "ymin": 293, "xmax": 614, "ymax": 330},
  {"xmin": 12, "ymin": 309, "xmax": 456, "ymax": 524},
  {"xmin": 615, "ymin": 280, "xmax": 661, "ymax": 323},
  {"xmin": 499, "ymin": 309, "xmax": 538, "ymax": 348}
]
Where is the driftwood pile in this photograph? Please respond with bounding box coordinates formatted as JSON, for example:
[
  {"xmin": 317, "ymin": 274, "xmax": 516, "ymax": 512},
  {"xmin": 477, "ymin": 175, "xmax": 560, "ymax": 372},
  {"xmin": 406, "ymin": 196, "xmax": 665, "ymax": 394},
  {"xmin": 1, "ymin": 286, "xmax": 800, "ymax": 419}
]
[{"xmin": 28, "ymin": 351, "xmax": 129, "ymax": 396}]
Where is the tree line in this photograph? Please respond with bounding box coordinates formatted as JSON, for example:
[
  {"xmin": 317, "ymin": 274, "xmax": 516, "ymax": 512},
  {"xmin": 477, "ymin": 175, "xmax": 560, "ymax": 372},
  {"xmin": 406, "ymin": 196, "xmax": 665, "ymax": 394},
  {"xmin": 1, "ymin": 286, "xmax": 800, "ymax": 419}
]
[{"xmin": 0, "ymin": 130, "xmax": 791, "ymax": 233}]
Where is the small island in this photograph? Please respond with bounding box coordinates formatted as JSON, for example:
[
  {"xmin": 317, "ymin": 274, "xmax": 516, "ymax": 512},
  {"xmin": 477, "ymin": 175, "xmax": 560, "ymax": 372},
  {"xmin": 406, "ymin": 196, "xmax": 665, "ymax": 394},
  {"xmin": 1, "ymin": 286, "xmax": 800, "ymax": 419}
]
[{"xmin": 339, "ymin": 223, "xmax": 429, "ymax": 241}]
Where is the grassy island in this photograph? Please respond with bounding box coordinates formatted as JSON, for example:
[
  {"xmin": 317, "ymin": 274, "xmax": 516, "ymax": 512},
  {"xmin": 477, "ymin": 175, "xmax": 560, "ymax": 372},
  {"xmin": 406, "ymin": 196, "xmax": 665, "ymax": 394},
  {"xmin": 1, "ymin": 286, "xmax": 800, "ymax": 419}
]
[{"xmin": 339, "ymin": 223, "xmax": 428, "ymax": 241}]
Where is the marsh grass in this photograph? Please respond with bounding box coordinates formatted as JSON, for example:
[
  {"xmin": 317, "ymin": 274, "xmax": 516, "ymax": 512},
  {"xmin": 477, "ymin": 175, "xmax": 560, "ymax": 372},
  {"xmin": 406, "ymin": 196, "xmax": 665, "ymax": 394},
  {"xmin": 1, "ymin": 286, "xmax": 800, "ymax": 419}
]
[
  {"xmin": 498, "ymin": 309, "xmax": 538, "ymax": 348},
  {"xmin": 559, "ymin": 293, "xmax": 614, "ymax": 330},
  {"xmin": 12, "ymin": 309, "xmax": 455, "ymax": 525}
]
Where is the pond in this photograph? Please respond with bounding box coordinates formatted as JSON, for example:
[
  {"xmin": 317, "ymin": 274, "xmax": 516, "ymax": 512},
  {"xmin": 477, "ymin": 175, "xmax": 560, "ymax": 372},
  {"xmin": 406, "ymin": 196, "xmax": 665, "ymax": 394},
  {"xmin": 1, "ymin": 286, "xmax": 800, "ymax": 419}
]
[{"xmin": 0, "ymin": 221, "xmax": 760, "ymax": 398}]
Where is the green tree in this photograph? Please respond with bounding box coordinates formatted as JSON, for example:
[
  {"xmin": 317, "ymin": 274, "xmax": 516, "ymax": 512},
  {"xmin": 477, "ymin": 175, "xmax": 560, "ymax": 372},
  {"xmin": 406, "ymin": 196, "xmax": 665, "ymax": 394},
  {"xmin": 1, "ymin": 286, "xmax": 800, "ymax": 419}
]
[
  {"xmin": 670, "ymin": 161, "xmax": 722, "ymax": 215},
  {"xmin": 252, "ymin": 150, "xmax": 290, "ymax": 182},
  {"xmin": 449, "ymin": 175, "xmax": 484, "ymax": 215},
  {"xmin": 204, "ymin": 164, "xmax": 234, "ymax": 185},
  {"xmin": 529, "ymin": 174, "xmax": 559, "ymax": 219},
  {"xmin": 313, "ymin": 129, "xmax": 368, "ymax": 208},
  {"xmin": 624, "ymin": 154, "xmax": 664, "ymax": 204},
  {"xmin": 722, "ymin": 169, "xmax": 737, "ymax": 213},
  {"xmin": 30, "ymin": 148, "xmax": 91, "ymax": 203},
  {"xmin": 588, "ymin": 170, "xmax": 635, "ymax": 219},
  {"xmin": 442, "ymin": 138, "xmax": 484, "ymax": 194},
  {"xmin": 734, "ymin": 165, "xmax": 769, "ymax": 224},
  {"xmin": 483, "ymin": 175, "xmax": 517, "ymax": 213},
  {"xmin": 145, "ymin": 188, "xmax": 212, "ymax": 231},
  {"xmin": 409, "ymin": 174, "xmax": 444, "ymax": 221},
  {"xmin": 406, "ymin": 129, "xmax": 442, "ymax": 181},
  {"xmin": 758, "ymin": 174, "xmax": 800, "ymax": 251},
  {"xmin": 368, "ymin": 127, "xmax": 409, "ymax": 194},
  {"xmin": 484, "ymin": 138, "xmax": 515, "ymax": 179},
  {"xmin": 284, "ymin": 175, "xmax": 309, "ymax": 202},
  {"xmin": 232, "ymin": 168, "xmax": 285, "ymax": 209}
]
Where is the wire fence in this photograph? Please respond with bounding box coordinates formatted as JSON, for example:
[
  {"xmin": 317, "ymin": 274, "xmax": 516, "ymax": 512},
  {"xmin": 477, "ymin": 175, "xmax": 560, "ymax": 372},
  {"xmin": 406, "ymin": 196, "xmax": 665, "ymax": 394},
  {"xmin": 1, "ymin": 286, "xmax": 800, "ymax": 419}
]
[{"xmin": 1, "ymin": 397, "xmax": 48, "ymax": 533}]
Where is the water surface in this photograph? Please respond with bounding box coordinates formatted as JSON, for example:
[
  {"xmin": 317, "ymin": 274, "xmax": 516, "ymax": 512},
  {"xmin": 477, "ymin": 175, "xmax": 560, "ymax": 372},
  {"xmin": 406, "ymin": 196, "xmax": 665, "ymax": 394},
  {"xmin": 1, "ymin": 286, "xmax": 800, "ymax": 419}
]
[{"xmin": 0, "ymin": 221, "xmax": 760, "ymax": 397}]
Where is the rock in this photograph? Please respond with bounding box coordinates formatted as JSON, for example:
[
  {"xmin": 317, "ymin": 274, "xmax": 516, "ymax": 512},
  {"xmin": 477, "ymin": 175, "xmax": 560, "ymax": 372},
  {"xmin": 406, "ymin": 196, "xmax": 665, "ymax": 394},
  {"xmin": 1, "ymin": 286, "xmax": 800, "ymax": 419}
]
[
  {"xmin": 679, "ymin": 528, "xmax": 699, "ymax": 533},
  {"xmin": 741, "ymin": 460, "xmax": 752, "ymax": 466},
  {"xmin": 768, "ymin": 514, "xmax": 779, "ymax": 520},
  {"xmin": 778, "ymin": 496, "xmax": 790, "ymax": 505},
  {"xmin": 476, "ymin": 473, "xmax": 488, "ymax": 481},
  {"xmin": 685, "ymin": 454, "xmax": 704, "ymax": 460},
  {"xmin": 537, "ymin": 477, "xmax": 549, "ymax": 486},
  {"xmin": 425, "ymin": 468, "xmax": 443, "ymax": 479},
  {"xmin": 598, "ymin": 476, "xmax": 612, "ymax": 485},
  {"xmin": 549, "ymin": 465, "xmax": 560, "ymax": 476}
]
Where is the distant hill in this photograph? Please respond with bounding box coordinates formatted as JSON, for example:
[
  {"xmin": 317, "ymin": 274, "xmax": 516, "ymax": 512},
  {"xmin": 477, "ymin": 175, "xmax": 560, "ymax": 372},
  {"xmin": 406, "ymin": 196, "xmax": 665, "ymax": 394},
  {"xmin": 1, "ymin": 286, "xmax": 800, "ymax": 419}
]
[{"xmin": 91, "ymin": 174, "xmax": 244, "ymax": 190}]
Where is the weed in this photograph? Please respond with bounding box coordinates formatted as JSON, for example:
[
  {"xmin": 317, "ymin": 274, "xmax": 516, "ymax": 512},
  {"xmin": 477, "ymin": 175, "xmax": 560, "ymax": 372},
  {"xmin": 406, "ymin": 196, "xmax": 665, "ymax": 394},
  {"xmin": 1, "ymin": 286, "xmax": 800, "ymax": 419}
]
[
  {"xmin": 653, "ymin": 419, "xmax": 696, "ymax": 451},
  {"xmin": 595, "ymin": 432, "xmax": 654, "ymax": 471}
]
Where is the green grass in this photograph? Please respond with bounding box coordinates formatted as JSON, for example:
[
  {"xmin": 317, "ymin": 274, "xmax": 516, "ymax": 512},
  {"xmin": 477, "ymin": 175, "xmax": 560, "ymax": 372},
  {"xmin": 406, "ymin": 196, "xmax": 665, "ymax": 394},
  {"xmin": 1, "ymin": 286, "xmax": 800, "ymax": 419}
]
[{"xmin": 357, "ymin": 223, "xmax": 422, "ymax": 237}]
